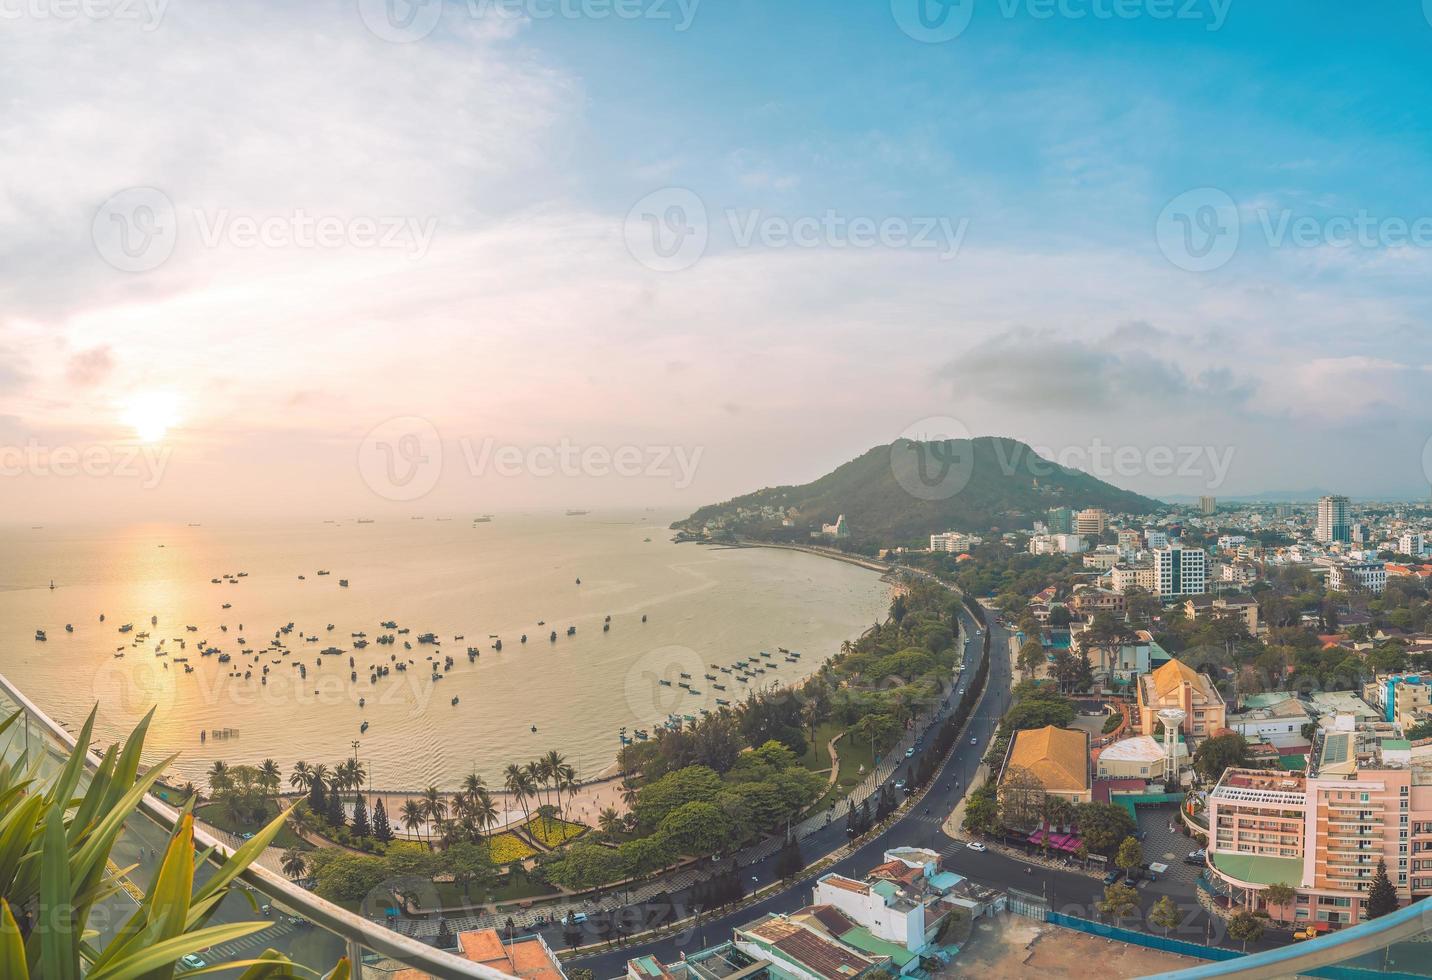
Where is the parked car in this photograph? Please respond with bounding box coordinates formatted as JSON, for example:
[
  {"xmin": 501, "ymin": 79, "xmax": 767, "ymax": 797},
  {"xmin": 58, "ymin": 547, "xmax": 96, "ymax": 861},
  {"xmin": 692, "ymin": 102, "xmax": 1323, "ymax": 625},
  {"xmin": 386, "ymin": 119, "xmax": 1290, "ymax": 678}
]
[
  {"xmin": 966, "ymin": 842, "xmax": 987, "ymax": 852},
  {"xmin": 1103, "ymin": 870, "xmax": 1123, "ymax": 885},
  {"xmin": 905, "ymin": 747, "xmax": 915, "ymax": 758},
  {"xmin": 179, "ymin": 955, "xmax": 207, "ymax": 971},
  {"xmin": 970, "ymin": 736, "xmax": 978, "ymax": 745}
]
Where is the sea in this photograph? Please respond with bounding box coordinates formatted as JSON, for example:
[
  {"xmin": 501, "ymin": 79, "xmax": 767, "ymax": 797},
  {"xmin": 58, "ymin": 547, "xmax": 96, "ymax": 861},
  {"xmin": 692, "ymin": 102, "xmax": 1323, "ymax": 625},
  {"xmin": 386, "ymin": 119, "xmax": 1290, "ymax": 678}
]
[{"xmin": 0, "ymin": 513, "xmax": 890, "ymax": 790}]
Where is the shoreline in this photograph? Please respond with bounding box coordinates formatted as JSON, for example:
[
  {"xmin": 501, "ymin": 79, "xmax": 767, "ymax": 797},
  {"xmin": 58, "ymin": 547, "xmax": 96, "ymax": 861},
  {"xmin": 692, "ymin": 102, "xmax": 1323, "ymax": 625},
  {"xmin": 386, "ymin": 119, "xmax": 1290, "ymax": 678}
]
[{"xmin": 131, "ymin": 539, "xmax": 896, "ymax": 799}]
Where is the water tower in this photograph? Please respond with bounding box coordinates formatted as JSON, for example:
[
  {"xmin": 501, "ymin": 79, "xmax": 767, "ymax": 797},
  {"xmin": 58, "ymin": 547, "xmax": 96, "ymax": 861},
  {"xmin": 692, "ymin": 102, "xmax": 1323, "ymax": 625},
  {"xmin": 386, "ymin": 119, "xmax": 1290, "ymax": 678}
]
[{"xmin": 1158, "ymin": 708, "xmax": 1186, "ymax": 783}]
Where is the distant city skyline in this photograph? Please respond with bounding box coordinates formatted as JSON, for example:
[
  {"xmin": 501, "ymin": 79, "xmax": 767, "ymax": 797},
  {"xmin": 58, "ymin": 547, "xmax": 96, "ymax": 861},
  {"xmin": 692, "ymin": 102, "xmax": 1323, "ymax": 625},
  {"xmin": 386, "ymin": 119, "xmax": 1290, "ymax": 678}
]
[{"xmin": 4, "ymin": 3, "xmax": 1432, "ymax": 520}]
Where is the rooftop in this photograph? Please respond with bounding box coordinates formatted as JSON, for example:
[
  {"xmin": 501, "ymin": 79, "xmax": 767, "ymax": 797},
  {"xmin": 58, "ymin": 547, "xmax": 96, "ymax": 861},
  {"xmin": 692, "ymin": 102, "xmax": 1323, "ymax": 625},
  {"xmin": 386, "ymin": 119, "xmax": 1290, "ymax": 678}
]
[
  {"xmin": 740, "ymin": 918, "xmax": 880, "ymax": 980},
  {"xmin": 1210, "ymin": 851, "xmax": 1304, "ymax": 887},
  {"xmin": 457, "ymin": 930, "xmax": 565, "ymax": 980},
  {"xmin": 1005, "ymin": 725, "xmax": 1090, "ymax": 793}
]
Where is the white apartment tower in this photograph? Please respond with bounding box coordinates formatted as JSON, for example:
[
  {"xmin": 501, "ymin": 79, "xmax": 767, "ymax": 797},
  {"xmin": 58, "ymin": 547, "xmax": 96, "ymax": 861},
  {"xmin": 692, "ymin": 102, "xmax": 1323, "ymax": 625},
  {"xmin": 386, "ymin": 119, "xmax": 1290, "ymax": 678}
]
[
  {"xmin": 1316, "ymin": 495, "xmax": 1351, "ymax": 544},
  {"xmin": 1155, "ymin": 545, "xmax": 1207, "ymax": 598}
]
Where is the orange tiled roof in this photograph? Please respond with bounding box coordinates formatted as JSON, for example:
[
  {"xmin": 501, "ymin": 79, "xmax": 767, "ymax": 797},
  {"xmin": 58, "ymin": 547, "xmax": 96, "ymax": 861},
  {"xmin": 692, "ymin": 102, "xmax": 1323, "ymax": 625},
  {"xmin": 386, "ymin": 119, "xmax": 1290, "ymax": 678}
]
[
  {"xmin": 457, "ymin": 929, "xmax": 564, "ymax": 980},
  {"xmin": 1006, "ymin": 725, "xmax": 1089, "ymax": 793}
]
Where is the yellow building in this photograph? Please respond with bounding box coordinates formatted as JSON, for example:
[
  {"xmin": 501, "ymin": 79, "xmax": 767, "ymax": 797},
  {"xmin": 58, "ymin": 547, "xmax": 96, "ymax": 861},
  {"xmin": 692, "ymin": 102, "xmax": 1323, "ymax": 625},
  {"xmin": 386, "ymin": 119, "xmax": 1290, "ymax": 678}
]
[
  {"xmin": 1137, "ymin": 658, "xmax": 1226, "ymax": 740},
  {"xmin": 1000, "ymin": 725, "xmax": 1092, "ymax": 803}
]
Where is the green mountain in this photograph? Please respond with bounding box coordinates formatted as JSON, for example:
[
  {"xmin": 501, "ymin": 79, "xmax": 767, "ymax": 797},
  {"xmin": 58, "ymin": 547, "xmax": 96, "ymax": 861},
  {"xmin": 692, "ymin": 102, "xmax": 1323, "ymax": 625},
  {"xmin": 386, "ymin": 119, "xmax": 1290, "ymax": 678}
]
[{"xmin": 675, "ymin": 436, "xmax": 1163, "ymax": 546}]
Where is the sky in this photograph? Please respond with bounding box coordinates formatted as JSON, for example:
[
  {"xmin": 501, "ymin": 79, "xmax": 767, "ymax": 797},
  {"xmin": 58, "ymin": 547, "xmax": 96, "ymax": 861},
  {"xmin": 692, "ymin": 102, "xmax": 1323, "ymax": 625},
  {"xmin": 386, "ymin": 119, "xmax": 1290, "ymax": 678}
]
[{"xmin": 3, "ymin": 0, "xmax": 1432, "ymax": 521}]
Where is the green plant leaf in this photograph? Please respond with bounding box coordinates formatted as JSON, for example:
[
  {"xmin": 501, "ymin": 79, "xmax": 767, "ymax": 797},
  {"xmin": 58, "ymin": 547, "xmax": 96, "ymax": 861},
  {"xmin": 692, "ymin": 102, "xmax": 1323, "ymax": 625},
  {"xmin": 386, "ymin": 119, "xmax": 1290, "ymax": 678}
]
[
  {"xmin": 0, "ymin": 899, "xmax": 30, "ymax": 980},
  {"xmin": 37, "ymin": 806, "xmax": 78, "ymax": 980},
  {"xmin": 85, "ymin": 920, "xmax": 272, "ymax": 980}
]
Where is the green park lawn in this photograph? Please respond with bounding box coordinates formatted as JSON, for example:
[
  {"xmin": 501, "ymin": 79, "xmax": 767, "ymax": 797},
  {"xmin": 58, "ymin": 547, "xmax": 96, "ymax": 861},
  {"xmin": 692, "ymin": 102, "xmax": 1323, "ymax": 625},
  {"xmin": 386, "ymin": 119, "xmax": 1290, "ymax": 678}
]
[{"xmin": 195, "ymin": 801, "xmax": 310, "ymax": 851}]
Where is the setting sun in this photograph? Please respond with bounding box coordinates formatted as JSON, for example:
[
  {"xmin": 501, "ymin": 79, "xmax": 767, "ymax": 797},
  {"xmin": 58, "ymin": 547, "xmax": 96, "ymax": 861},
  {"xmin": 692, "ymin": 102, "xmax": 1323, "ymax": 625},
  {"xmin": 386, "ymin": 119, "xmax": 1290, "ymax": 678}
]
[{"xmin": 122, "ymin": 391, "xmax": 180, "ymax": 443}]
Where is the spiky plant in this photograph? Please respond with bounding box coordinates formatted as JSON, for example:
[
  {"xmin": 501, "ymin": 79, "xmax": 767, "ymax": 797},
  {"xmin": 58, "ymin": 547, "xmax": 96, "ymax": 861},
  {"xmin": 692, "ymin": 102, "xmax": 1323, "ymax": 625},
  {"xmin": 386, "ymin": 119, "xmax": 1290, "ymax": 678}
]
[{"xmin": 0, "ymin": 706, "xmax": 347, "ymax": 978}]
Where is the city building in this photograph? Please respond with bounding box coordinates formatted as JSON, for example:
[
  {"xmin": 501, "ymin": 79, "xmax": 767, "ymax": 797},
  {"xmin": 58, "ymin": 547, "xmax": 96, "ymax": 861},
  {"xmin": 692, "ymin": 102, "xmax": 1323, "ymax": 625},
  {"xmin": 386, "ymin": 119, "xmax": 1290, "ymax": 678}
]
[
  {"xmin": 1205, "ymin": 727, "xmax": 1432, "ymax": 925},
  {"xmin": 929, "ymin": 531, "xmax": 981, "ymax": 553},
  {"xmin": 408, "ymin": 929, "xmax": 567, "ymax": 980},
  {"xmin": 1363, "ymin": 674, "xmax": 1432, "ymax": 730},
  {"xmin": 1182, "ymin": 594, "xmax": 1260, "ymax": 634},
  {"xmin": 1401, "ymin": 532, "xmax": 1425, "ymax": 557},
  {"xmin": 1226, "ymin": 696, "xmax": 1314, "ymax": 748},
  {"xmin": 1069, "ymin": 625, "xmax": 1167, "ymax": 685},
  {"xmin": 1316, "ymin": 495, "xmax": 1351, "ymax": 544},
  {"xmin": 1200, "ymin": 495, "xmax": 1217, "ymax": 515},
  {"xmin": 811, "ymin": 848, "xmax": 960, "ymax": 960},
  {"xmin": 1328, "ymin": 559, "xmax": 1387, "ymax": 595},
  {"xmin": 821, "ymin": 515, "xmax": 850, "ymax": 540},
  {"xmin": 1154, "ymin": 544, "xmax": 1208, "ymax": 598},
  {"xmin": 1075, "ymin": 508, "xmax": 1107, "ymax": 536},
  {"xmin": 1136, "ymin": 658, "xmax": 1226, "ymax": 739},
  {"xmin": 1046, "ymin": 507, "xmax": 1074, "ymax": 534},
  {"xmin": 1145, "ymin": 529, "xmax": 1169, "ymax": 549},
  {"xmin": 732, "ymin": 915, "xmax": 888, "ymax": 980},
  {"xmin": 1116, "ymin": 528, "xmax": 1142, "ymax": 552},
  {"xmin": 1110, "ymin": 562, "xmax": 1157, "ymax": 595},
  {"xmin": 1081, "ymin": 548, "xmax": 1121, "ymax": 571},
  {"xmin": 1095, "ymin": 734, "xmax": 1187, "ymax": 780},
  {"xmin": 1000, "ymin": 725, "xmax": 1092, "ymax": 804},
  {"xmin": 1027, "ymin": 533, "xmax": 1086, "ymax": 555}
]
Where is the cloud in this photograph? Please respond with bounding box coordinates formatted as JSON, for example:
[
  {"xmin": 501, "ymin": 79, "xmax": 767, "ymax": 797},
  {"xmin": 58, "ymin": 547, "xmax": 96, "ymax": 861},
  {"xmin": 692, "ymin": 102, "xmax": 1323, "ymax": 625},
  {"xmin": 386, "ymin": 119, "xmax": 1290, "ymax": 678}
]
[{"xmin": 937, "ymin": 326, "xmax": 1257, "ymax": 413}]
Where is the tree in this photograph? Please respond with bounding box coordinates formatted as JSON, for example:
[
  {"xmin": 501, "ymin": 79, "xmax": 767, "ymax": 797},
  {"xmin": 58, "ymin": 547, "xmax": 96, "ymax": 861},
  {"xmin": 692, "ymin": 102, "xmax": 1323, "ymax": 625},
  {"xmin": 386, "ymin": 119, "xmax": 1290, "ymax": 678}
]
[
  {"xmin": 775, "ymin": 834, "xmax": 803, "ymax": 881},
  {"xmin": 280, "ymin": 848, "xmax": 307, "ymax": 879},
  {"xmin": 1097, "ymin": 882, "xmax": 1138, "ymax": 923},
  {"xmin": 1149, "ymin": 896, "xmax": 1182, "ymax": 937},
  {"xmin": 307, "ymin": 774, "xmax": 328, "ymax": 820},
  {"xmin": 207, "ymin": 760, "xmax": 231, "ymax": 795},
  {"xmin": 1262, "ymin": 882, "xmax": 1296, "ymax": 925},
  {"xmin": 1366, "ymin": 859, "xmax": 1399, "ymax": 919},
  {"xmin": 351, "ymin": 793, "xmax": 371, "ymax": 838},
  {"xmin": 997, "ymin": 765, "xmax": 1045, "ymax": 831},
  {"xmin": 1115, "ymin": 836, "xmax": 1143, "ymax": 877},
  {"xmin": 325, "ymin": 785, "xmax": 346, "ymax": 828},
  {"xmin": 372, "ymin": 798, "xmax": 394, "ymax": 843},
  {"xmin": 1193, "ymin": 733, "xmax": 1249, "ymax": 782},
  {"xmin": 1227, "ymin": 910, "xmax": 1264, "ymax": 951},
  {"xmin": 1074, "ymin": 801, "xmax": 1137, "ymax": 853},
  {"xmin": 436, "ymin": 918, "xmax": 455, "ymax": 950},
  {"xmin": 1016, "ymin": 641, "xmax": 1045, "ymax": 679},
  {"xmin": 963, "ymin": 783, "xmax": 999, "ymax": 834}
]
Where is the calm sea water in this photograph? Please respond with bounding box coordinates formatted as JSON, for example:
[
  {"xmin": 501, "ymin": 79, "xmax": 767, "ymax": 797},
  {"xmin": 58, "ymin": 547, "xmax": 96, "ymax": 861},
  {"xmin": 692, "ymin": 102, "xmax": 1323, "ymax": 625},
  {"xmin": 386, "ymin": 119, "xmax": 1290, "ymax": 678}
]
[{"xmin": 0, "ymin": 514, "xmax": 889, "ymax": 789}]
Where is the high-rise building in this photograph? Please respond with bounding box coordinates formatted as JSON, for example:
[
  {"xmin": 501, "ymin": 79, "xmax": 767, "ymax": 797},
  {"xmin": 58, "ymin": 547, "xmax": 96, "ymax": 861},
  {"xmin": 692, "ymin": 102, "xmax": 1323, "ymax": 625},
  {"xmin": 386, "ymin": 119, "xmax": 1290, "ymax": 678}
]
[
  {"xmin": 1400, "ymin": 532, "xmax": 1424, "ymax": 557},
  {"xmin": 1316, "ymin": 495, "xmax": 1351, "ymax": 544},
  {"xmin": 1199, "ymin": 495, "xmax": 1217, "ymax": 515},
  {"xmin": 1075, "ymin": 508, "xmax": 1107, "ymax": 536},
  {"xmin": 1046, "ymin": 507, "xmax": 1073, "ymax": 534},
  {"xmin": 1275, "ymin": 502, "xmax": 1295, "ymax": 519},
  {"xmin": 1154, "ymin": 545, "xmax": 1207, "ymax": 597}
]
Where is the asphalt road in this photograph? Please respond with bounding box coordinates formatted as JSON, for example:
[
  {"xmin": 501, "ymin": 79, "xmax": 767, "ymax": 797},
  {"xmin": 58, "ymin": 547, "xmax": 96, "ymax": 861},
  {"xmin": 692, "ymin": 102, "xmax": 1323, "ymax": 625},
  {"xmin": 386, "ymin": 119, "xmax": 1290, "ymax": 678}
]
[
  {"xmin": 563, "ymin": 601, "xmax": 1284, "ymax": 978},
  {"xmin": 565, "ymin": 598, "xmax": 1017, "ymax": 977}
]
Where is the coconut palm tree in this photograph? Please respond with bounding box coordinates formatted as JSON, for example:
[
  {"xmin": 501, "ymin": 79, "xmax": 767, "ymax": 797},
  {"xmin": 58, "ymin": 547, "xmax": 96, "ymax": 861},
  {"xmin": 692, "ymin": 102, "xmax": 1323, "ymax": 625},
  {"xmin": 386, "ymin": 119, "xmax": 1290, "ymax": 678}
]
[
  {"xmin": 598, "ymin": 807, "xmax": 623, "ymax": 839},
  {"xmin": 462, "ymin": 772, "xmax": 485, "ymax": 799},
  {"xmin": 422, "ymin": 786, "xmax": 448, "ymax": 838},
  {"xmin": 206, "ymin": 759, "xmax": 231, "ymax": 795},
  {"xmin": 309, "ymin": 763, "xmax": 331, "ymax": 796},
  {"xmin": 504, "ymin": 763, "xmax": 533, "ymax": 829},
  {"xmin": 539, "ymin": 751, "xmax": 567, "ymax": 833},
  {"xmin": 258, "ymin": 759, "xmax": 282, "ymax": 803},
  {"xmin": 280, "ymin": 847, "xmax": 307, "ymax": 879},
  {"xmin": 289, "ymin": 760, "xmax": 314, "ymax": 792},
  {"xmin": 619, "ymin": 780, "xmax": 638, "ymax": 810},
  {"xmin": 400, "ymin": 798, "xmax": 427, "ymax": 843},
  {"xmin": 468, "ymin": 789, "xmax": 499, "ymax": 854}
]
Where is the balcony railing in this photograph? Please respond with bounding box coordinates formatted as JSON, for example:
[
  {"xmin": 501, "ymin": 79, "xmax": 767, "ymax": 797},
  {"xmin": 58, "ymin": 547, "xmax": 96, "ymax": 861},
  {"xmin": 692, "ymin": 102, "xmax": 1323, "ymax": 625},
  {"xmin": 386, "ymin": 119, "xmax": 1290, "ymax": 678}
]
[{"xmin": 0, "ymin": 671, "xmax": 514, "ymax": 979}]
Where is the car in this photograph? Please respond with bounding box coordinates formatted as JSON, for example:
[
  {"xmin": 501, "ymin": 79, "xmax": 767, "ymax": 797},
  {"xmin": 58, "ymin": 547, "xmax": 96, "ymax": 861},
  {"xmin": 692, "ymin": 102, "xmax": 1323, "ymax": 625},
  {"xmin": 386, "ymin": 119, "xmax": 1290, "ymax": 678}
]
[
  {"xmin": 568, "ymin": 912, "xmax": 588, "ymax": 925},
  {"xmin": 239, "ymin": 832, "xmax": 254, "ymax": 840},
  {"xmin": 260, "ymin": 904, "xmax": 271, "ymax": 917},
  {"xmin": 179, "ymin": 955, "xmax": 207, "ymax": 971},
  {"xmin": 905, "ymin": 747, "xmax": 915, "ymax": 758},
  {"xmin": 965, "ymin": 841, "xmax": 986, "ymax": 852},
  {"xmin": 893, "ymin": 780, "xmax": 905, "ymax": 791},
  {"xmin": 1184, "ymin": 852, "xmax": 1207, "ymax": 866},
  {"xmin": 970, "ymin": 737, "xmax": 977, "ymax": 745},
  {"xmin": 1102, "ymin": 870, "xmax": 1122, "ymax": 885}
]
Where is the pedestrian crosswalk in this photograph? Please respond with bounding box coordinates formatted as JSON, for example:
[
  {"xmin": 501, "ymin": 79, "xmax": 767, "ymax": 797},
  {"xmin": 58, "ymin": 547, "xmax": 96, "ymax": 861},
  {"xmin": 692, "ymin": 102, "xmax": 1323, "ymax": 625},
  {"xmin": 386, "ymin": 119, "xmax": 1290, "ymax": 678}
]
[{"xmin": 179, "ymin": 920, "xmax": 295, "ymax": 969}]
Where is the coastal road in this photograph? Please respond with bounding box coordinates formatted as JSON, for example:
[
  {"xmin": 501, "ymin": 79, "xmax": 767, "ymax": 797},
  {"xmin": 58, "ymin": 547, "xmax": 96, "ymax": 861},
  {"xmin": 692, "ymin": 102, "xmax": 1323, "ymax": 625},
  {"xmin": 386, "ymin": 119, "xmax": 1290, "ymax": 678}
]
[{"xmin": 563, "ymin": 595, "xmax": 1014, "ymax": 977}]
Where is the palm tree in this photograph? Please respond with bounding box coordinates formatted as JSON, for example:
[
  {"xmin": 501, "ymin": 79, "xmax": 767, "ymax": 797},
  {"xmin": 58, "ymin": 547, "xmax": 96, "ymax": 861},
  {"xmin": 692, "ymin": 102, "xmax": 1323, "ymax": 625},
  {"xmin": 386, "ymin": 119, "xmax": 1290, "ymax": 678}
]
[
  {"xmin": 620, "ymin": 780, "xmax": 639, "ymax": 810},
  {"xmin": 504, "ymin": 763, "xmax": 533, "ymax": 829},
  {"xmin": 400, "ymin": 799, "xmax": 427, "ymax": 843},
  {"xmin": 280, "ymin": 848, "xmax": 307, "ymax": 879},
  {"xmin": 539, "ymin": 751, "xmax": 567, "ymax": 834},
  {"xmin": 289, "ymin": 760, "xmax": 314, "ymax": 792},
  {"xmin": 462, "ymin": 772, "xmax": 485, "ymax": 799},
  {"xmin": 469, "ymin": 789, "xmax": 499, "ymax": 855},
  {"xmin": 258, "ymin": 759, "xmax": 282, "ymax": 804},
  {"xmin": 206, "ymin": 760, "xmax": 231, "ymax": 795},
  {"xmin": 309, "ymin": 763, "xmax": 331, "ymax": 796},
  {"xmin": 598, "ymin": 807, "xmax": 623, "ymax": 839},
  {"xmin": 422, "ymin": 786, "xmax": 448, "ymax": 839}
]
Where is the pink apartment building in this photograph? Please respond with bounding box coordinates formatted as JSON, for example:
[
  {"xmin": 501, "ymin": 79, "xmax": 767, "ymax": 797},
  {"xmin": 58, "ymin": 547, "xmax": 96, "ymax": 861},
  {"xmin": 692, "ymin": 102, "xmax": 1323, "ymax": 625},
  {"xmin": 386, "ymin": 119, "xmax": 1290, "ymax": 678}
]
[{"xmin": 1206, "ymin": 731, "xmax": 1432, "ymax": 925}]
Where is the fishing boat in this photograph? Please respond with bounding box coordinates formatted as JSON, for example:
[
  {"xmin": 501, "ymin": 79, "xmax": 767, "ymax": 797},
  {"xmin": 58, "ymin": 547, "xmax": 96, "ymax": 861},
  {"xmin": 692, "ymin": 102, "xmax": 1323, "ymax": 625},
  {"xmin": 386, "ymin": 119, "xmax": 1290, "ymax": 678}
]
[
  {"xmin": 34, "ymin": 629, "xmax": 46, "ymax": 641},
  {"xmin": 658, "ymin": 679, "xmax": 672, "ymax": 686},
  {"xmin": 119, "ymin": 623, "xmax": 133, "ymax": 633},
  {"xmin": 641, "ymin": 614, "xmax": 647, "ymax": 622},
  {"xmin": 451, "ymin": 696, "xmax": 460, "ymax": 705},
  {"xmin": 549, "ymin": 630, "xmax": 557, "ymax": 642},
  {"xmin": 338, "ymin": 579, "xmax": 349, "ymax": 587},
  {"xmin": 64, "ymin": 624, "xmax": 73, "ymax": 633},
  {"xmin": 566, "ymin": 626, "xmax": 576, "ymax": 636},
  {"xmin": 360, "ymin": 721, "xmax": 369, "ymax": 733}
]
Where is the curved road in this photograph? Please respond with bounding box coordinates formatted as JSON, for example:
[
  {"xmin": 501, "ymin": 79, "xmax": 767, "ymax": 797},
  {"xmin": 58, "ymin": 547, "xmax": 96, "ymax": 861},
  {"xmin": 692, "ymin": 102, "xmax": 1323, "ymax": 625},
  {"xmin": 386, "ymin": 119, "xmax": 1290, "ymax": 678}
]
[{"xmin": 562, "ymin": 597, "xmax": 1016, "ymax": 977}]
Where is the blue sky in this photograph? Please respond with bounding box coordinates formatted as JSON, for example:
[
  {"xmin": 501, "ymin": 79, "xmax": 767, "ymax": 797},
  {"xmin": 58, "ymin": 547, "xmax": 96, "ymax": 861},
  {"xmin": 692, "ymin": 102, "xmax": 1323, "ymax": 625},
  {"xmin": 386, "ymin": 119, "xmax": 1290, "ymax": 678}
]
[{"xmin": 2, "ymin": 1, "xmax": 1432, "ymax": 519}]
